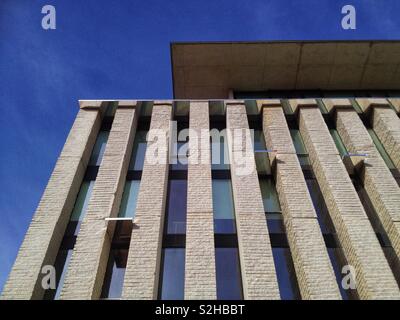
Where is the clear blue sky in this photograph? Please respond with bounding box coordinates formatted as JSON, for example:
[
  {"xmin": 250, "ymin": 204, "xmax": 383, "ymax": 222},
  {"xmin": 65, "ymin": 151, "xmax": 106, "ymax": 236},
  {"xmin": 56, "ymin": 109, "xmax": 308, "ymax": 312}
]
[{"xmin": 1, "ymin": 0, "xmax": 399, "ymax": 293}]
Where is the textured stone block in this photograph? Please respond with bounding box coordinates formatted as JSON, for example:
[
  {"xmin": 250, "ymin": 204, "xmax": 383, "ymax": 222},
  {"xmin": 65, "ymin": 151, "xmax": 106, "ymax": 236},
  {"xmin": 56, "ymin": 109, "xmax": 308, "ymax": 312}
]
[
  {"xmin": 122, "ymin": 104, "xmax": 172, "ymax": 300},
  {"xmin": 227, "ymin": 103, "xmax": 280, "ymax": 299}
]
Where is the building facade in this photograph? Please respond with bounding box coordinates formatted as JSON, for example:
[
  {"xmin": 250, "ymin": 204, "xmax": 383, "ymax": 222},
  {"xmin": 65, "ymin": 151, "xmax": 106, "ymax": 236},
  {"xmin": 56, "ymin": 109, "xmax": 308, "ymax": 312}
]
[{"xmin": 2, "ymin": 41, "xmax": 400, "ymax": 300}]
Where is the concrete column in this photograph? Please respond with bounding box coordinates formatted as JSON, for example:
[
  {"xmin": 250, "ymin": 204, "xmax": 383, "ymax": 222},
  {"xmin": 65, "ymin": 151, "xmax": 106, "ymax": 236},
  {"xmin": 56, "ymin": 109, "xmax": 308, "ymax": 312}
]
[
  {"xmin": 290, "ymin": 99, "xmax": 400, "ymax": 299},
  {"xmin": 184, "ymin": 101, "xmax": 216, "ymax": 300},
  {"xmin": 122, "ymin": 102, "xmax": 172, "ymax": 300},
  {"xmin": 226, "ymin": 101, "xmax": 280, "ymax": 300},
  {"xmin": 388, "ymin": 98, "xmax": 400, "ymax": 115},
  {"xmin": 1, "ymin": 103, "xmax": 104, "ymax": 300},
  {"xmin": 326, "ymin": 99, "xmax": 400, "ymax": 268},
  {"xmin": 60, "ymin": 101, "xmax": 138, "ymax": 299},
  {"xmin": 356, "ymin": 98, "xmax": 400, "ymax": 170},
  {"xmin": 260, "ymin": 100, "xmax": 341, "ymax": 299}
]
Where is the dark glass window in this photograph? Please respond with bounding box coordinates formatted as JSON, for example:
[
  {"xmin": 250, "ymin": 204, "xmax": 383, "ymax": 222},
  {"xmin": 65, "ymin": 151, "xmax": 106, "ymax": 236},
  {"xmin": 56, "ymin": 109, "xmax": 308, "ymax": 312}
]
[
  {"xmin": 89, "ymin": 131, "xmax": 109, "ymax": 166},
  {"xmin": 101, "ymin": 249, "xmax": 128, "ymax": 299},
  {"xmin": 272, "ymin": 248, "xmax": 300, "ymax": 300},
  {"xmin": 166, "ymin": 180, "xmax": 187, "ymax": 234},
  {"xmin": 118, "ymin": 180, "xmax": 140, "ymax": 218},
  {"xmin": 260, "ymin": 178, "xmax": 284, "ymax": 234},
  {"xmin": 212, "ymin": 179, "xmax": 236, "ymax": 234},
  {"xmin": 159, "ymin": 248, "xmax": 185, "ymax": 300},
  {"xmin": 290, "ymin": 129, "xmax": 310, "ymax": 167},
  {"xmin": 129, "ymin": 131, "xmax": 148, "ymax": 171},
  {"xmin": 215, "ymin": 248, "xmax": 243, "ymax": 300}
]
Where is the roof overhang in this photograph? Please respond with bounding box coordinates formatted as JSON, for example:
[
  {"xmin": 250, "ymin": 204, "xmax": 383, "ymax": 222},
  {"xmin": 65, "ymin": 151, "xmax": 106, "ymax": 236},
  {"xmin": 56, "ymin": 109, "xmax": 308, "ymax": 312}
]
[{"xmin": 170, "ymin": 41, "xmax": 400, "ymax": 99}]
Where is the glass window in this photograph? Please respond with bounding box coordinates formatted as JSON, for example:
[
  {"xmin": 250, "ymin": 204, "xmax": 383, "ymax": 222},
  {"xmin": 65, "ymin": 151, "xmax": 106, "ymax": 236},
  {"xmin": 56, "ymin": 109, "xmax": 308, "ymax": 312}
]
[
  {"xmin": 253, "ymin": 130, "xmax": 266, "ymax": 151},
  {"xmin": 171, "ymin": 141, "xmax": 188, "ymax": 170},
  {"xmin": 260, "ymin": 179, "xmax": 281, "ymax": 213},
  {"xmin": 44, "ymin": 249, "xmax": 73, "ymax": 300},
  {"xmin": 368, "ymin": 129, "xmax": 396, "ymax": 170},
  {"xmin": 89, "ymin": 131, "xmax": 109, "ymax": 166},
  {"xmin": 159, "ymin": 248, "xmax": 185, "ymax": 300},
  {"xmin": 330, "ymin": 129, "xmax": 348, "ymax": 157},
  {"xmin": 118, "ymin": 180, "xmax": 140, "ymax": 218},
  {"xmin": 129, "ymin": 131, "xmax": 148, "ymax": 171},
  {"xmin": 70, "ymin": 181, "xmax": 94, "ymax": 222},
  {"xmin": 67, "ymin": 181, "xmax": 95, "ymax": 236},
  {"xmin": 272, "ymin": 248, "xmax": 300, "ymax": 300},
  {"xmin": 211, "ymin": 136, "xmax": 229, "ymax": 170},
  {"xmin": 266, "ymin": 213, "xmax": 285, "ymax": 234},
  {"xmin": 290, "ymin": 129, "xmax": 310, "ymax": 166},
  {"xmin": 306, "ymin": 179, "xmax": 334, "ymax": 234},
  {"xmin": 216, "ymin": 248, "xmax": 242, "ymax": 300},
  {"xmin": 166, "ymin": 180, "xmax": 187, "ymax": 234},
  {"xmin": 212, "ymin": 179, "xmax": 236, "ymax": 234},
  {"xmin": 101, "ymin": 249, "xmax": 128, "ymax": 299}
]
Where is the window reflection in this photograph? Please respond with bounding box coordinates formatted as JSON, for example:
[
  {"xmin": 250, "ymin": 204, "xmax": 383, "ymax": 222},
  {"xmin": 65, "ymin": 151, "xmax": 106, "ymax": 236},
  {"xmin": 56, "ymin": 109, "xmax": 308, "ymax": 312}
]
[
  {"xmin": 166, "ymin": 180, "xmax": 187, "ymax": 234},
  {"xmin": 89, "ymin": 131, "xmax": 109, "ymax": 166},
  {"xmin": 290, "ymin": 129, "xmax": 310, "ymax": 167},
  {"xmin": 211, "ymin": 136, "xmax": 229, "ymax": 170},
  {"xmin": 118, "ymin": 180, "xmax": 140, "ymax": 218},
  {"xmin": 272, "ymin": 248, "xmax": 300, "ymax": 300},
  {"xmin": 215, "ymin": 248, "xmax": 242, "ymax": 300},
  {"xmin": 101, "ymin": 249, "xmax": 128, "ymax": 299},
  {"xmin": 212, "ymin": 179, "xmax": 236, "ymax": 234},
  {"xmin": 129, "ymin": 131, "xmax": 148, "ymax": 171},
  {"xmin": 159, "ymin": 248, "xmax": 185, "ymax": 300}
]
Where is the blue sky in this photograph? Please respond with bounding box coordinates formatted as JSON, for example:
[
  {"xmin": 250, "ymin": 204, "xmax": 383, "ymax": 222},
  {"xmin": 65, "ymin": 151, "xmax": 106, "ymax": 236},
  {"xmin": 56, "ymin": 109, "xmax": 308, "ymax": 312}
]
[{"xmin": 1, "ymin": 0, "xmax": 400, "ymax": 293}]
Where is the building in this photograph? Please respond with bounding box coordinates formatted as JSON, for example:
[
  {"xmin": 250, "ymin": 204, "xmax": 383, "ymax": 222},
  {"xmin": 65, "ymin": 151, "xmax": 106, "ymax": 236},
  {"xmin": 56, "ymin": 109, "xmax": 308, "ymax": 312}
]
[{"xmin": 2, "ymin": 41, "xmax": 400, "ymax": 300}]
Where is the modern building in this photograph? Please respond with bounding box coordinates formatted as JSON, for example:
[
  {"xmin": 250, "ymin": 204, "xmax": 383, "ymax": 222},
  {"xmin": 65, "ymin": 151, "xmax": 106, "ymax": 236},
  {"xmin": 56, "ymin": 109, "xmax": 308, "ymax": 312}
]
[{"xmin": 2, "ymin": 41, "xmax": 400, "ymax": 300}]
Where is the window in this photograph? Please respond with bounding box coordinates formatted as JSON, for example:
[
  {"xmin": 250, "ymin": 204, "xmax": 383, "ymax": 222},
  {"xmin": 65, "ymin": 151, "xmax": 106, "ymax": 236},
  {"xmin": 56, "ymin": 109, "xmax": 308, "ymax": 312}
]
[
  {"xmin": 212, "ymin": 179, "xmax": 236, "ymax": 234},
  {"xmin": 66, "ymin": 180, "xmax": 95, "ymax": 235},
  {"xmin": 260, "ymin": 178, "xmax": 283, "ymax": 234},
  {"xmin": 159, "ymin": 248, "xmax": 185, "ymax": 300},
  {"xmin": 43, "ymin": 249, "xmax": 73, "ymax": 300},
  {"xmin": 118, "ymin": 180, "xmax": 140, "ymax": 218},
  {"xmin": 327, "ymin": 248, "xmax": 356, "ymax": 300},
  {"xmin": 101, "ymin": 249, "xmax": 128, "ymax": 299},
  {"xmin": 166, "ymin": 180, "xmax": 187, "ymax": 234},
  {"xmin": 272, "ymin": 248, "xmax": 300, "ymax": 300},
  {"xmin": 253, "ymin": 130, "xmax": 271, "ymax": 174},
  {"xmin": 171, "ymin": 141, "xmax": 189, "ymax": 170},
  {"xmin": 44, "ymin": 180, "xmax": 94, "ymax": 300},
  {"xmin": 129, "ymin": 131, "xmax": 148, "ymax": 171},
  {"xmin": 330, "ymin": 129, "xmax": 347, "ymax": 157},
  {"xmin": 211, "ymin": 136, "xmax": 229, "ymax": 170},
  {"xmin": 215, "ymin": 248, "xmax": 243, "ymax": 300},
  {"xmin": 89, "ymin": 131, "xmax": 109, "ymax": 166},
  {"xmin": 290, "ymin": 129, "xmax": 310, "ymax": 167},
  {"xmin": 306, "ymin": 179, "xmax": 334, "ymax": 235}
]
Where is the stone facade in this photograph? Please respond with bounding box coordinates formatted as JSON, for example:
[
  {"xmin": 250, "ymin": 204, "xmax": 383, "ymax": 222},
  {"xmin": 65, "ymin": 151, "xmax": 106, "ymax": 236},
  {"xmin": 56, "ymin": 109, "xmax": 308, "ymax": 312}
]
[
  {"xmin": 3, "ymin": 98, "xmax": 400, "ymax": 300},
  {"xmin": 122, "ymin": 103, "xmax": 172, "ymax": 299},
  {"xmin": 61, "ymin": 102, "xmax": 138, "ymax": 299},
  {"xmin": 226, "ymin": 102, "xmax": 280, "ymax": 299},
  {"xmin": 262, "ymin": 103, "xmax": 341, "ymax": 299},
  {"xmin": 185, "ymin": 102, "xmax": 217, "ymax": 299}
]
